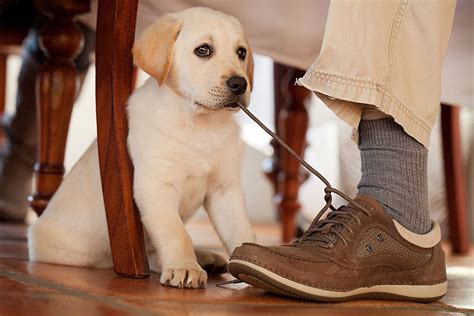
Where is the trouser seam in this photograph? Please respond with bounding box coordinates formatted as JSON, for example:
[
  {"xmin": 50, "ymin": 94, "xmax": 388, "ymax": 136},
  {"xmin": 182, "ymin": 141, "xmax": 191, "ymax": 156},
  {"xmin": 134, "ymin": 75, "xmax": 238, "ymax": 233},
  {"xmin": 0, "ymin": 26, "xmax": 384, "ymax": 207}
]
[
  {"xmin": 380, "ymin": 92, "xmax": 430, "ymax": 133},
  {"xmin": 382, "ymin": 0, "xmax": 409, "ymax": 99},
  {"xmin": 303, "ymin": 71, "xmax": 430, "ymax": 133},
  {"xmin": 305, "ymin": 69, "xmax": 381, "ymax": 90}
]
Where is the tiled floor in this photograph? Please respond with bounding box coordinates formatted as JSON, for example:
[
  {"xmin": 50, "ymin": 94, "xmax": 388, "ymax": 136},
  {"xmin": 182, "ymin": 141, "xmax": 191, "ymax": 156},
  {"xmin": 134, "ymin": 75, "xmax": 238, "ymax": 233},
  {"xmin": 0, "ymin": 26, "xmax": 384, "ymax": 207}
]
[{"xmin": 0, "ymin": 221, "xmax": 473, "ymax": 316}]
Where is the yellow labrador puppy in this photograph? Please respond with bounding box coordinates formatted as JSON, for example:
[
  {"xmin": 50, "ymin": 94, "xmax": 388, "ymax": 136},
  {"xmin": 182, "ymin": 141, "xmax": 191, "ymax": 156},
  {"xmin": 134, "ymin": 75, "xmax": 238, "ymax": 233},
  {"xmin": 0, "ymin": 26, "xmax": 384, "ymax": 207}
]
[{"xmin": 28, "ymin": 7, "xmax": 256, "ymax": 289}]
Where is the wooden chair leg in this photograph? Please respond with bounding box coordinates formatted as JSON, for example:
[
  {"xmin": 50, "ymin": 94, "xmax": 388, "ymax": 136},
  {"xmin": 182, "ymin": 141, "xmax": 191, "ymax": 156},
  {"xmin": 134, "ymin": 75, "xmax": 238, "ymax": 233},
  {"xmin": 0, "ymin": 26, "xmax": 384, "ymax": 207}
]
[
  {"xmin": 262, "ymin": 72, "xmax": 282, "ymax": 194},
  {"xmin": 131, "ymin": 66, "xmax": 139, "ymax": 90},
  {"xmin": 269, "ymin": 63, "xmax": 311, "ymax": 243},
  {"xmin": 28, "ymin": 1, "xmax": 89, "ymax": 215},
  {"xmin": 441, "ymin": 103, "xmax": 470, "ymax": 255},
  {"xmin": 96, "ymin": 0, "xmax": 149, "ymax": 278}
]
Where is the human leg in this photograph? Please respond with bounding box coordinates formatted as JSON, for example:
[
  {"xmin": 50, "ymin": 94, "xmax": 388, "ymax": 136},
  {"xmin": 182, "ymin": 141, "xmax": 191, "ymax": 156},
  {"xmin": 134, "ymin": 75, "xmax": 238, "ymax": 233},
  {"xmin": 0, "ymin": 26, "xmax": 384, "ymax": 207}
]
[{"xmin": 229, "ymin": 0, "xmax": 456, "ymax": 302}]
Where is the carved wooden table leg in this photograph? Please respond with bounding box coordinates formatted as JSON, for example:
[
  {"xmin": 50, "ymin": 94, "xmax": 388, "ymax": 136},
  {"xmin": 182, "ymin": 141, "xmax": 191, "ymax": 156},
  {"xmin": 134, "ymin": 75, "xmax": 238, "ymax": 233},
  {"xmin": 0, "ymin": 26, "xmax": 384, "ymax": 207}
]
[
  {"xmin": 96, "ymin": 0, "xmax": 149, "ymax": 277},
  {"xmin": 269, "ymin": 63, "xmax": 311, "ymax": 243},
  {"xmin": 28, "ymin": 0, "xmax": 89, "ymax": 215},
  {"xmin": 441, "ymin": 103, "xmax": 469, "ymax": 255}
]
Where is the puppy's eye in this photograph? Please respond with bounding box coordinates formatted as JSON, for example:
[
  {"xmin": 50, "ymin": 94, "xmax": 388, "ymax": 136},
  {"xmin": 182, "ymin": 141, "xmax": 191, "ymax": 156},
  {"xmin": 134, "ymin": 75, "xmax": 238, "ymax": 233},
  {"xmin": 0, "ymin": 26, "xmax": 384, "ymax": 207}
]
[
  {"xmin": 194, "ymin": 44, "xmax": 212, "ymax": 57},
  {"xmin": 237, "ymin": 47, "xmax": 247, "ymax": 60}
]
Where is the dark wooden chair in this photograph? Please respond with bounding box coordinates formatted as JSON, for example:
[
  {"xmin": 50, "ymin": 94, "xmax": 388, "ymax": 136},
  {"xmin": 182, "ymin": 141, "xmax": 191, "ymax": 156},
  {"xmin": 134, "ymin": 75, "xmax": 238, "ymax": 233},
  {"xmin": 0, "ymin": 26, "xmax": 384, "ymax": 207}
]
[
  {"xmin": 20, "ymin": 0, "xmax": 147, "ymax": 277},
  {"xmin": 23, "ymin": 0, "xmax": 469, "ymax": 278},
  {"xmin": 95, "ymin": 0, "xmax": 149, "ymax": 277},
  {"xmin": 264, "ymin": 64, "xmax": 310, "ymax": 243}
]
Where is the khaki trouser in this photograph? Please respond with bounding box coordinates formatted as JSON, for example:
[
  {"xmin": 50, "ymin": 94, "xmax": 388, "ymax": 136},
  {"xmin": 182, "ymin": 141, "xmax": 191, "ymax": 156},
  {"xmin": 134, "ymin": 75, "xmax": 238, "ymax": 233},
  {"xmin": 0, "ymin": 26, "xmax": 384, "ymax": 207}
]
[
  {"xmin": 298, "ymin": 0, "xmax": 456, "ymax": 148},
  {"xmin": 81, "ymin": 0, "xmax": 456, "ymax": 147}
]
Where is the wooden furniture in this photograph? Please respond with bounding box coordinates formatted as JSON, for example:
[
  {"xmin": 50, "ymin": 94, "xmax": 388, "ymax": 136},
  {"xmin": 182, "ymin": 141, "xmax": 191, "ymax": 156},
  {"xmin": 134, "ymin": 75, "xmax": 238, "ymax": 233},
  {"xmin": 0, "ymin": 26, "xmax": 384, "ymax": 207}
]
[
  {"xmin": 95, "ymin": 0, "xmax": 149, "ymax": 277},
  {"xmin": 26, "ymin": 0, "xmax": 148, "ymax": 277},
  {"xmin": 441, "ymin": 103, "xmax": 470, "ymax": 254},
  {"xmin": 28, "ymin": 0, "xmax": 89, "ymax": 214},
  {"xmin": 264, "ymin": 64, "xmax": 310, "ymax": 242}
]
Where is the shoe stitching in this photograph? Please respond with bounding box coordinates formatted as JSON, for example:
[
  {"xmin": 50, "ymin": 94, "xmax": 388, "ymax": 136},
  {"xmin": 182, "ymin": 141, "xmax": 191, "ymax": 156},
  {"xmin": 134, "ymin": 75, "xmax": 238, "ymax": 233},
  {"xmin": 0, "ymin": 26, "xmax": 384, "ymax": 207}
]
[{"xmin": 237, "ymin": 244, "xmax": 327, "ymax": 263}]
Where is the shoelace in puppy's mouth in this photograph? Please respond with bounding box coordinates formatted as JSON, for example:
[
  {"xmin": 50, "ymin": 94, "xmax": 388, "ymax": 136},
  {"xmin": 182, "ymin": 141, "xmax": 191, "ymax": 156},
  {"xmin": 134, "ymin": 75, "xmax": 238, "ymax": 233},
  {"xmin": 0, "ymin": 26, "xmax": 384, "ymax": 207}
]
[{"xmin": 237, "ymin": 103, "xmax": 371, "ymax": 247}]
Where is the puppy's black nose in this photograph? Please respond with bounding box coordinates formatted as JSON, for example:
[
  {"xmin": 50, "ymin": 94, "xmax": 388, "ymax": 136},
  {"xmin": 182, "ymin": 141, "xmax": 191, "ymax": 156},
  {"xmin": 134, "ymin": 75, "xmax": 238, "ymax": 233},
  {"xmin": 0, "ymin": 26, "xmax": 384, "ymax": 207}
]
[{"xmin": 226, "ymin": 76, "xmax": 247, "ymax": 95}]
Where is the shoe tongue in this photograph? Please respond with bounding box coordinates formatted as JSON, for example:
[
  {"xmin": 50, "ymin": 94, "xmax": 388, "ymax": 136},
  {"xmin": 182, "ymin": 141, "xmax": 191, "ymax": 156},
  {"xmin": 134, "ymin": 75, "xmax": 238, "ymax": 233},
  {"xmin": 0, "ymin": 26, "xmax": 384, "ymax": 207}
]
[
  {"xmin": 300, "ymin": 196, "xmax": 382, "ymax": 248},
  {"xmin": 300, "ymin": 202, "xmax": 358, "ymax": 248}
]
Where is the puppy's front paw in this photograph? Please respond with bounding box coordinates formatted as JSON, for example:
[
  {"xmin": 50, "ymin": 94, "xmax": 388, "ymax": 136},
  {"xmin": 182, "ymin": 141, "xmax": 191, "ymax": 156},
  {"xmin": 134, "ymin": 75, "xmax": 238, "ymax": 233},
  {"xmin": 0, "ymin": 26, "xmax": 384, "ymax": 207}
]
[{"xmin": 160, "ymin": 265, "xmax": 207, "ymax": 289}]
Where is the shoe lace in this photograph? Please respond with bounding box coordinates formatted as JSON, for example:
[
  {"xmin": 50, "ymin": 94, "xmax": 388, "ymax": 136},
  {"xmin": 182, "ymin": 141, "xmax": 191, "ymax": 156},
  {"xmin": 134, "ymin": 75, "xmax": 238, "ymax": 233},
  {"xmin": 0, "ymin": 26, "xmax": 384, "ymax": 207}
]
[
  {"xmin": 238, "ymin": 103, "xmax": 371, "ymax": 247},
  {"xmin": 297, "ymin": 203, "xmax": 371, "ymax": 248}
]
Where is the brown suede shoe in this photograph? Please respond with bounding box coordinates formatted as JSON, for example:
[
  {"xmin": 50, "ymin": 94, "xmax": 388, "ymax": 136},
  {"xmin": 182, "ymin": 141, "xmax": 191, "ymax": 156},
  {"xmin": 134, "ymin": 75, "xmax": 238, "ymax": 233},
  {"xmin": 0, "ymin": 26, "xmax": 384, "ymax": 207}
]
[{"xmin": 229, "ymin": 195, "xmax": 447, "ymax": 302}]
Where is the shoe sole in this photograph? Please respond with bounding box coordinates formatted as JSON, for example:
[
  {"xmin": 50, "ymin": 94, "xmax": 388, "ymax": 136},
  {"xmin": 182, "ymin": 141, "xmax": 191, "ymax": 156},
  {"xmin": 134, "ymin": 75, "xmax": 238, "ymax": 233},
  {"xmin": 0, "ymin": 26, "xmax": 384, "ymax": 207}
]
[{"xmin": 228, "ymin": 259, "xmax": 447, "ymax": 302}]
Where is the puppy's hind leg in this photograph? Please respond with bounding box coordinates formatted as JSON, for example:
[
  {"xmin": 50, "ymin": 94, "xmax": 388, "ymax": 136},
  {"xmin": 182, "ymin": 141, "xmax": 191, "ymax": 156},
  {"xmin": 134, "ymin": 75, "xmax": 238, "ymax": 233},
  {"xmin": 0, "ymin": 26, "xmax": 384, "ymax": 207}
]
[
  {"xmin": 28, "ymin": 220, "xmax": 113, "ymax": 268},
  {"xmin": 28, "ymin": 140, "xmax": 113, "ymax": 268},
  {"xmin": 195, "ymin": 249, "xmax": 227, "ymax": 275}
]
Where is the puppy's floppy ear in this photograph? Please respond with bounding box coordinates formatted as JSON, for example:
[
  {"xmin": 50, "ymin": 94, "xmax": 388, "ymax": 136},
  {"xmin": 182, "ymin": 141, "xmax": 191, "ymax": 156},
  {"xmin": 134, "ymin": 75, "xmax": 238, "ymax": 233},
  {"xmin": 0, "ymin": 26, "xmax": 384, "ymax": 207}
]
[
  {"xmin": 132, "ymin": 14, "xmax": 183, "ymax": 86},
  {"xmin": 246, "ymin": 41, "xmax": 255, "ymax": 91}
]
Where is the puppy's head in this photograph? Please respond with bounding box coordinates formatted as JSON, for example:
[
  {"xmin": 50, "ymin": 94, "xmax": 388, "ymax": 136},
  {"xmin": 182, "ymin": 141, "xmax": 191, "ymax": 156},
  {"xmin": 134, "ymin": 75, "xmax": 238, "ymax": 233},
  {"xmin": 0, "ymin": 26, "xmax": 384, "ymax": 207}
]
[{"xmin": 133, "ymin": 7, "xmax": 254, "ymax": 112}]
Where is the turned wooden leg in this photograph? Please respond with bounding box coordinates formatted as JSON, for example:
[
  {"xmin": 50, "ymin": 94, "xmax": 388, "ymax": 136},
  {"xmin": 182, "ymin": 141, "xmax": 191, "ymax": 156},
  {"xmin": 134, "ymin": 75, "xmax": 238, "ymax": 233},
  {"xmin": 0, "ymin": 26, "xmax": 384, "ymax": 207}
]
[
  {"xmin": 262, "ymin": 86, "xmax": 280, "ymax": 194},
  {"xmin": 96, "ymin": 0, "xmax": 149, "ymax": 277},
  {"xmin": 268, "ymin": 63, "xmax": 311, "ymax": 242},
  {"xmin": 28, "ymin": 0, "xmax": 89, "ymax": 214},
  {"xmin": 441, "ymin": 103, "xmax": 469, "ymax": 255}
]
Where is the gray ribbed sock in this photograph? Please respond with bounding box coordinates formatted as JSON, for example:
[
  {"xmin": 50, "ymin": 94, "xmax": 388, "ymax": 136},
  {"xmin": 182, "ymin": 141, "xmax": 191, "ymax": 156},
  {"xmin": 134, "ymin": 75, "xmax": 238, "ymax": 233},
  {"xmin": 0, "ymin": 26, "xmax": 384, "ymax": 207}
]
[{"xmin": 357, "ymin": 118, "xmax": 431, "ymax": 234}]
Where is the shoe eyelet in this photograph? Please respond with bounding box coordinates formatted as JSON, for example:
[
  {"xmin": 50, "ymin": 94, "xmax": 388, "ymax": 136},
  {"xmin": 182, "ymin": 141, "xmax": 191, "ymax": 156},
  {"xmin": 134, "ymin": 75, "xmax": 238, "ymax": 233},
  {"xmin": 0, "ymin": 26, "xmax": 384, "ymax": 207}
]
[
  {"xmin": 377, "ymin": 234, "xmax": 384, "ymax": 242},
  {"xmin": 366, "ymin": 244, "xmax": 374, "ymax": 252}
]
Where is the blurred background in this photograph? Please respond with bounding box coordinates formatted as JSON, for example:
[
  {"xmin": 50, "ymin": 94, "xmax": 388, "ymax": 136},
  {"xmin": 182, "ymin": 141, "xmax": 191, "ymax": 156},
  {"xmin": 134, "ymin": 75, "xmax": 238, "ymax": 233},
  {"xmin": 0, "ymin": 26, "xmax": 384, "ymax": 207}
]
[{"xmin": 4, "ymin": 52, "xmax": 473, "ymax": 240}]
